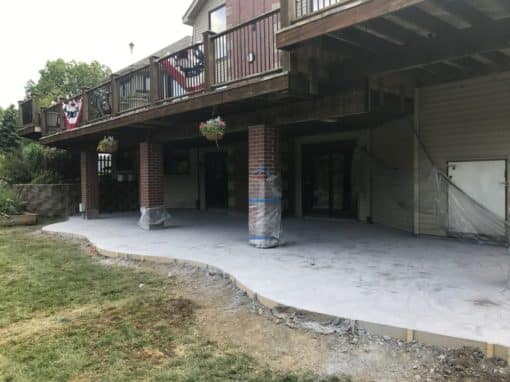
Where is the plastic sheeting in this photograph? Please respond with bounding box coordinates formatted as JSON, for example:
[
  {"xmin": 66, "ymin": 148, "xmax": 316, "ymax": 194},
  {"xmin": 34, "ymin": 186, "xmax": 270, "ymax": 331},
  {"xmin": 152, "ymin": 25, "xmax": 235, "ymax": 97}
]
[
  {"xmin": 249, "ymin": 170, "xmax": 282, "ymax": 249},
  {"xmin": 138, "ymin": 207, "xmax": 172, "ymax": 230},
  {"xmin": 434, "ymin": 169, "xmax": 508, "ymax": 244}
]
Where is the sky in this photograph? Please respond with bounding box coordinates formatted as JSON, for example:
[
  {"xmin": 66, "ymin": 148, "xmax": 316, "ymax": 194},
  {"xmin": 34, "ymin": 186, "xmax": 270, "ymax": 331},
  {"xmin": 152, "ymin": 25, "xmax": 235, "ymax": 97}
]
[{"xmin": 0, "ymin": 0, "xmax": 192, "ymax": 109}]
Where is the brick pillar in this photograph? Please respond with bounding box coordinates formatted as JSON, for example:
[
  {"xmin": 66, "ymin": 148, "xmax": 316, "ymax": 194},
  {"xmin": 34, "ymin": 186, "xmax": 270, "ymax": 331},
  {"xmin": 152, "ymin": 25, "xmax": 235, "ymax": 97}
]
[
  {"xmin": 248, "ymin": 125, "xmax": 282, "ymax": 248},
  {"xmin": 139, "ymin": 141, "xmax": 168, "ymax": 229},
  {"xmin": 80, "ymin": 151, "xmax": 99, "ymax": 219}
]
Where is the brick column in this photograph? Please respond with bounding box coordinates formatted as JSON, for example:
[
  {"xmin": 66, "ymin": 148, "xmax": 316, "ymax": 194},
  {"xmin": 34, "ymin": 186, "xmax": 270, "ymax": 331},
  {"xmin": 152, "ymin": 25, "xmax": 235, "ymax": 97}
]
[
  {"xmin": 248, "ymin": 125, "xmax": 282, "ymax": 248},
  {"xmin": 139, "ymin": 141, "xmax": 168, "ymax": 229},
  {"xmin": 80, "ymin": 151, "xmax": 99, "ymax": 219}
]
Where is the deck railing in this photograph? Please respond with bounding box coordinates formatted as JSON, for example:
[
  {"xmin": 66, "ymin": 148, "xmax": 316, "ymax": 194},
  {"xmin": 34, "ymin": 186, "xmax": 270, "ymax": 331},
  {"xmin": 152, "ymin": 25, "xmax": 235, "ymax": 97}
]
[
  {"xmin": 211, "ymin": 9, "xmax": 281, "ymax": 85},
  {"xmin": 292, "ymin": 0, "xmax": 366, "ymax": 19},
  {"xmin": 20, "ymin": 99, "xmax": 33, "ymax": 125},
  {"xmin": 44, "ymin": 103, "xmax": 63, "ymax": 136},
  {"xmin": 37, "ymin": 11, "xmax": 284, "ymax": 137},
  {"xmin": 87, "ymin": 82, "xmax": 112, "ymax": 122},
  {"xmin": 116, "ymin": 65, "xmax": 151, "ymax": 113},
  {"xmin": 158, "ymin": 43, "xmax": 205, "ymax": 100}
]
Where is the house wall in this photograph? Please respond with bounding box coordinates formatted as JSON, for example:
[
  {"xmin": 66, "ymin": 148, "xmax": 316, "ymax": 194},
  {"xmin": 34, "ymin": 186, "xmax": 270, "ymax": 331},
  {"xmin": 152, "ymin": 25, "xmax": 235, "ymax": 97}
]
[
  {"xmin": 226, "ymin": 0, "xmax": 279, "ymax": 25},
  {"xmin": 164, "ymin": 144, "xmax": 248, "ymax": 213},
  {"xmin": 294, "ymin": 130, "xmax": 372, "ymax": 221},
  {"xmin": 291, "ymin": 120, "xmax": 414, "ymax": 232},
  {"xmin": 416, "ymin": 71, "xmax": 510, "ymax": 236},
  {"xmin": 192, "ymin": 0, "xmax": 225, "ymax": 42},
  {"xmin": 191, "ymin": 0, "xmax": 279, "ymax": 42},
  {"xmin": 371, "ymin": 117, "xmax": 415, "ymax": 232},
  {"xmin": 164, "ymin": 148, "xmax": 199, "ymax": 209}
]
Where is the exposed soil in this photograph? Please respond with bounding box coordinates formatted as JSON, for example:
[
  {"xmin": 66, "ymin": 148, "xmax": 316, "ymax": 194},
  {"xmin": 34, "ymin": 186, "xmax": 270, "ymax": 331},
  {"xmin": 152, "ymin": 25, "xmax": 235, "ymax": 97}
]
[
  {"xmin": 91, "ymin": 250, "xmax": 510, "ymax": 382},
  {"xmin": 42, "ymin": 229, "xmax": 510, "ymax": 382}
]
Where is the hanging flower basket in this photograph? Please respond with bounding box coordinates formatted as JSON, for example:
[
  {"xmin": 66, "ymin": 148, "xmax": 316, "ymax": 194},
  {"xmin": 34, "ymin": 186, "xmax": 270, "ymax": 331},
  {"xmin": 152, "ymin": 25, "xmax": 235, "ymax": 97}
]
[
  {"xmin": 97, "ymin": 136, "xmax": 119, "ymax": 153},
  {"xmin": 199, "ymin": 117, "xmax": 226, "ymax": 143}
]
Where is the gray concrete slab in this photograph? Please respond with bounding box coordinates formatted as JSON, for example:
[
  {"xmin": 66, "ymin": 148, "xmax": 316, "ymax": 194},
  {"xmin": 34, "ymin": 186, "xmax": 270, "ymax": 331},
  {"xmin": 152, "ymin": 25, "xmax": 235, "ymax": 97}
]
[{"xmin": 44, "ymin": 211, "xmax": 510, "ymax": 347}]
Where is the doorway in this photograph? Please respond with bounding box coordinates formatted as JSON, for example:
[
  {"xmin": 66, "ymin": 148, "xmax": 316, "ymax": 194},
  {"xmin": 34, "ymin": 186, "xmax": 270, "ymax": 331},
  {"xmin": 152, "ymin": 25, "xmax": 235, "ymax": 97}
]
[
  {"xmin": 205, "ymin": 152, "xmax": 229, "ymax": 209},
  {"xmin": 302, "ymin": 141, "xmax": 356, "ymax": 218}
]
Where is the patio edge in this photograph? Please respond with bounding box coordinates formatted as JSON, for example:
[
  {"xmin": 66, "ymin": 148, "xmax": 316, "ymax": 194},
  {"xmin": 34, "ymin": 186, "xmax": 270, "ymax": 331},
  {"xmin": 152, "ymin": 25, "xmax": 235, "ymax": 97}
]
[{"xmin": 44, "ymin": 229, "xmax": 510, "ymax": 363}]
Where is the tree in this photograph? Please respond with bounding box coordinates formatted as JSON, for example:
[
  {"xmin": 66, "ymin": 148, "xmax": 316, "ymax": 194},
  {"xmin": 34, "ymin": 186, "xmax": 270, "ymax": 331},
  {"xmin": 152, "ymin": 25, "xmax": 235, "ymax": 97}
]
[
  {"xmin": 0, "ymin": 106, "xmax": 19, "ymax": 151},
  {"xmin": 25, "ymin": 59, "xmax": 112, "ymax": 107}
]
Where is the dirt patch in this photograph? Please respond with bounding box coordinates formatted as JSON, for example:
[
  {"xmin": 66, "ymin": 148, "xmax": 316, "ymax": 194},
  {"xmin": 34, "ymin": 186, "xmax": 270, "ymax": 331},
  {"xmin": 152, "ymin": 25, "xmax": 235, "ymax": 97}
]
[{"xmin": 95, "ymin": 256, "xmax": 509, "ymax": 382}]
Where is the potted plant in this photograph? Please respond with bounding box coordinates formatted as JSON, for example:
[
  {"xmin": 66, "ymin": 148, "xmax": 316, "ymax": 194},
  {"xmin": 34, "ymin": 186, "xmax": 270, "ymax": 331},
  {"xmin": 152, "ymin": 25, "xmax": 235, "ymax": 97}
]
[
  {"xmin": 199, "ymin": 117, "xmax": 226, "ymax": 143},
  {"xmin": 97, "ymin": 136, "xmax": 119, "ymax": 153}
]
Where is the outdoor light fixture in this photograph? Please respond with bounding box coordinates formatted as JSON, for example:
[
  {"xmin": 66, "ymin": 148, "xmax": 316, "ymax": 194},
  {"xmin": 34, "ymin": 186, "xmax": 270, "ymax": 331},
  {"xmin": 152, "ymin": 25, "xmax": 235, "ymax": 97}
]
[{"xmin": 247, "ymin": 52, "xmax": 256, "ymax": 63}]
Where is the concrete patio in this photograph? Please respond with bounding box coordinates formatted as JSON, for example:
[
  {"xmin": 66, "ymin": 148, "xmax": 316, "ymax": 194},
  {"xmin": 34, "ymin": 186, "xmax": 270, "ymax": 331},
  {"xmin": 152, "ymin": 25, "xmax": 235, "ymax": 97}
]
[{"xmin": 44, "ymin": 211, "xmax": 510, "ymax": 349}]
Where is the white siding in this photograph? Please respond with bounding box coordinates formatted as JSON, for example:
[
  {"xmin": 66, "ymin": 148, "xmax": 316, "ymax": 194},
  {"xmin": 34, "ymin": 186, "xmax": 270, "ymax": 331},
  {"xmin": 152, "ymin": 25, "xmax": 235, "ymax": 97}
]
[
  {"xmin": 192, "ymin": 0, "xmax": 226, "ymax": 42},
  {"xmin": 417, "ymin": 71, "xmax": 510, "ymax": 236}
]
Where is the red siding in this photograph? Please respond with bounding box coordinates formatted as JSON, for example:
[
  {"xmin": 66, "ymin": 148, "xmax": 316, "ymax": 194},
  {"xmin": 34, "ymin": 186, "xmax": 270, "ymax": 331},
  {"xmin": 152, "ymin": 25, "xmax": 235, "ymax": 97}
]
[{"xmin": 227, "ymin": 0, "xmax": 279, "ymax": 27}]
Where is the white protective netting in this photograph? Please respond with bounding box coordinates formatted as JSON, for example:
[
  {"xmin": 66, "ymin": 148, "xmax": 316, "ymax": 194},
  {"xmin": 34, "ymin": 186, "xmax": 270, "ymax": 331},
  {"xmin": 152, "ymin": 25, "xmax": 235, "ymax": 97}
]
[{"xmin": 138, "ymin": 207, "xmax": 172, "ymax": 230}]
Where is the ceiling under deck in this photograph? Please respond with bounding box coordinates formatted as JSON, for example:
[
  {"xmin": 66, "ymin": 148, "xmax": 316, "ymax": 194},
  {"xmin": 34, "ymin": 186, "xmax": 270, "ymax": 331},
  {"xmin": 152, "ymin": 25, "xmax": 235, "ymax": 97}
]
[{"xmin": 289, "ymin": 0, "xmax": 510, "ymax": 84}]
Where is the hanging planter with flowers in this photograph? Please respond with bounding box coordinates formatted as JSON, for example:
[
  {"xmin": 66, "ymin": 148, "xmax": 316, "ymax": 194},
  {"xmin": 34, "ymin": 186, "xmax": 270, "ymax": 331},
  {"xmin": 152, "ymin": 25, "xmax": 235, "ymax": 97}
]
[
  {"xmin": 97, "ymin": 136, "xmax": 119, "ymax": 153},
  {"xmin": 199, "ymin": 117, "xmax": 226, "ymax": 144}
]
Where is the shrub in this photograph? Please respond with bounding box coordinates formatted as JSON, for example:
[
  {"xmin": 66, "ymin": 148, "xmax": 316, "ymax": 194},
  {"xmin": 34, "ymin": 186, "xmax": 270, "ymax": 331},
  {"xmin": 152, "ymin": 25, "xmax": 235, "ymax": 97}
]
[
  {"xmin": 0, "ymin": 142, "xmax": 76, "ymax": 185},
  {"xmin": 31, "ymin": 169, "xmax": 62, "ymax": 185},
  {"xmin": 0, "ymin": 184, "xmax": 24, "ymax": 217}
]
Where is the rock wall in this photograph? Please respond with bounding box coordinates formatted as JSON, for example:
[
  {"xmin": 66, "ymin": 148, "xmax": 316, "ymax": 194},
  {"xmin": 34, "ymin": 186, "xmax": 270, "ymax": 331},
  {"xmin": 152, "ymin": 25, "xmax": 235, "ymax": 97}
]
[{"xmin": 13, "ymin": 184, "xmax": 80, "ymax": 217}]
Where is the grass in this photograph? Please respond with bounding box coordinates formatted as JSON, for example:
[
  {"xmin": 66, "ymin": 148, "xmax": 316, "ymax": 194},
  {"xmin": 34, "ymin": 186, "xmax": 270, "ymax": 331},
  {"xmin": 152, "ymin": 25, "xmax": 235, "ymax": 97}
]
[{"xmin": 0, "ymin": 225, "xmax": 350, "ymax": 382}]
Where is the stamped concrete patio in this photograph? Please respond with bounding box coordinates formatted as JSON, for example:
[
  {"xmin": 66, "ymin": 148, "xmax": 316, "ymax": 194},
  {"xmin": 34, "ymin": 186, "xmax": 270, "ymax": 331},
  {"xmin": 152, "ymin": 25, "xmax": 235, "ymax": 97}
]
[{"xmin": 44, "ymin": 211, "xmax": 510, "ymax": 349}]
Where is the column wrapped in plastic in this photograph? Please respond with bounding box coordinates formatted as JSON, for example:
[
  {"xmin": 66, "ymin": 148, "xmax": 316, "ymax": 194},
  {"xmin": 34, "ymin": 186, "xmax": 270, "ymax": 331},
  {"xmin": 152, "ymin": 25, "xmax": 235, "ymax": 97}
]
[
  {"xmin": 138, "ymin": 207, "xmax": 172, "ymax": 230},
  {"xmin": 249, "ymin": 173, "xmax": 282, "ymax": 249}
]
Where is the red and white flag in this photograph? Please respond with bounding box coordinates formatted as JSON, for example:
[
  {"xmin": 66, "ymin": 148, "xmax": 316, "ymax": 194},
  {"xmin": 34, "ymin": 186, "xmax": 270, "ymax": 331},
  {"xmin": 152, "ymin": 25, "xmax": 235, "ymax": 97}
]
[{"xmin": 63, "ymin": 98, "xmax": 83, "ymax": 130}]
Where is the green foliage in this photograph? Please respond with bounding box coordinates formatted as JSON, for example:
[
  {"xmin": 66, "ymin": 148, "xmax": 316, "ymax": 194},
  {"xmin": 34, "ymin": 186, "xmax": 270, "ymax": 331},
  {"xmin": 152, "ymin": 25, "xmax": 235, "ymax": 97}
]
[
  {"xmin": 0, "ymin": 184, "xmax": 24, "ymax": 217},
  {"xmin": 0, "ymin": 105, "xmax": 19, "ymax": 152},
  {"xmin": 0, "ymin": 142, "xmax": 77, "ymax": 184},
  {"xmin": 25, "ymin": 59, "xmax": 112, "ymax": 108}
]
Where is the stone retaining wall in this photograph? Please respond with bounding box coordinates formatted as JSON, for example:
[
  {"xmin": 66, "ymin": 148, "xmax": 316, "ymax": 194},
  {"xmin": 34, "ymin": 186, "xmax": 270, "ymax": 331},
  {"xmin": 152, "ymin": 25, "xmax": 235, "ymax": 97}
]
[{"xmin": 13, "ymin": 184, "xmax": 80, "ymax": 217}]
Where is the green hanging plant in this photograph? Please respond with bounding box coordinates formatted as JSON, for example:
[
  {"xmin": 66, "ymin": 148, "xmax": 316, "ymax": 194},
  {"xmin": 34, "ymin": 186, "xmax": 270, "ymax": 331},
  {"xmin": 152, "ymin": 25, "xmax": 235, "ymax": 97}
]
[
  {"xmin": 199, "ymin": 117, "xmax": 226, "ymax": 143},
  {"xmin": 97, "ymin": 136, "xmax": 119, "ymax": 153}
]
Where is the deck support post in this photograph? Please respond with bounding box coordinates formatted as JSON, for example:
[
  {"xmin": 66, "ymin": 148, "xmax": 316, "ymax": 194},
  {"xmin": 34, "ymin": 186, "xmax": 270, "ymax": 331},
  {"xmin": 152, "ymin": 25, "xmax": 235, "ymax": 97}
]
[
  {"xmin": 149, "ymin": 56, "xmax": 160, "ymax": 104},
  {"xmin": 248, "ymin": 125, "xmax": 282, "ymax": 248},
  {"xmin": 138, "ymin": 141, "xmax": 169, "ymax": 230},
  {"xmin": 111, "ymin": 74, "xmax": 119, "ymax": 116},
  {"xmin": 80, "ymin": 151, "xmax": 99, "ymax": 219},
  {"xmin": 203, "ymin": 31, "xmax": 216, "ymax": 90}
]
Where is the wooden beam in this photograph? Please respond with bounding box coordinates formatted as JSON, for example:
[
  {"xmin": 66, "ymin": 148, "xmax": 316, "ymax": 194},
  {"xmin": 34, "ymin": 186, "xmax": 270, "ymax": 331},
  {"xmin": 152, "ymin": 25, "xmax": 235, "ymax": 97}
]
[
  {"xmin": 338, "ymin": 17, "xmax": 510, "ymax": 76},
  {"xmin": 276, "ymin": 0, "xmax": 425, "ymax": 49},
  {"xmin": 433, "ymin": 0, "xmax": 491, "ymax": 26},
  {"xmin": 40, "ymin": 74, "xmax": 292, "ymax": 145}
]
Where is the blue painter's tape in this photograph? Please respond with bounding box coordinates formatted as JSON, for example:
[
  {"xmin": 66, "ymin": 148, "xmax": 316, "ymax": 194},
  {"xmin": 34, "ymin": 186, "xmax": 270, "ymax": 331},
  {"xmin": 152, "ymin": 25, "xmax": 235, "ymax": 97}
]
[
  {"xmin": 248, "ymin": 198, "xmax": 282, "ymax": 204},
  {"xmin": 249, "ymin": 235, "xmax": 278, "ymax": 241}
]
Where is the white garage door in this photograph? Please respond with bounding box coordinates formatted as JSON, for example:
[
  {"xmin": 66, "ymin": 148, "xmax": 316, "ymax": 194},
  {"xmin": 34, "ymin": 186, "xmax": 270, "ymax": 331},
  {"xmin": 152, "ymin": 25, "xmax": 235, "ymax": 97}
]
[{"xmin": 447, "ymin": 160, "xmax": 506, "ymax": 238}]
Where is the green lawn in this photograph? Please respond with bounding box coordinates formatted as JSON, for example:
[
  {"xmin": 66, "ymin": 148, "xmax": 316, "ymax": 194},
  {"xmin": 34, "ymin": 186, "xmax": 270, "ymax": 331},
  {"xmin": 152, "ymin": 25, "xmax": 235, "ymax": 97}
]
[{"xmin": 0, "ymin": 225, "xmax": 348, "ymax": 382}]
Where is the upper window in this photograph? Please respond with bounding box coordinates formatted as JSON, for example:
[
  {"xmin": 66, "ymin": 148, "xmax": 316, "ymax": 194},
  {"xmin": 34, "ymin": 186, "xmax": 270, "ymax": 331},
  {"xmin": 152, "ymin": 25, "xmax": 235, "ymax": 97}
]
[{"xmin": 209, "ymin": 5, "xmax": 226, "ymax": 33}]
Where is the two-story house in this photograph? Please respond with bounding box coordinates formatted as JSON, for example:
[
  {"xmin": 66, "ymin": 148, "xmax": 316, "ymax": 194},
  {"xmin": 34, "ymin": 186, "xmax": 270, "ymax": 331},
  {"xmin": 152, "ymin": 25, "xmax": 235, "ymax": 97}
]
[{"xmin": 19, "ymin": 0, "xmax": 510, "ymax": 247}]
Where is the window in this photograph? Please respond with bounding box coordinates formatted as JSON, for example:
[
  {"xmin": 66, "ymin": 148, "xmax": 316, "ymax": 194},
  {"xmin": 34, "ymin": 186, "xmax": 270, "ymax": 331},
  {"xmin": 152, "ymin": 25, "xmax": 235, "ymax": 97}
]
[{"xmin": 209, "ymin": 5, "xmax": 226, "ymax": 33}]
